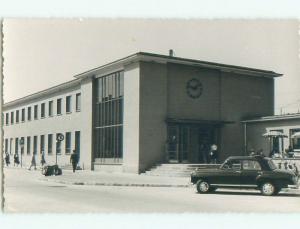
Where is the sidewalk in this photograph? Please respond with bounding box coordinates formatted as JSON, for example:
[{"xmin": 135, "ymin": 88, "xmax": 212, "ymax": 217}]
[{"xmin": 40, "ymin": 169, "xmax": 191, "ymax": 188}]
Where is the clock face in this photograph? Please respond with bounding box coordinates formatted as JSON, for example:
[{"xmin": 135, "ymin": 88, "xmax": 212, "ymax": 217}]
[{"xmin": 186, "ymin": 79, "xmax": 203, "ymax": 99}]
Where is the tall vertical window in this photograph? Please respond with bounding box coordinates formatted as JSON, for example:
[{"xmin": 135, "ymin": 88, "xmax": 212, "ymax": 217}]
[
  {"xmin": 5, "ymin": 139, "xmax": 8, "ymax": 154},
  {"xmin": 15, "ymin": 138, "xmax": 19, "ymax": 155},
  {"xmin": 10, "ymin": 138, "xmax": 13, "ymax": 155},
  {"xmin": 57, "ymin": 98, "xmax": 62, "ymax": 115},
  {"xmin": 34, "ymin": 105, "xmax": 38, "ymax": 120},
  {"xmin": 20, "ymin": 137, "xmax": 25, "ymax": 155},
  {"xmin": 40, "ymin": 135, "xmax": 45, "ymax": 154},
  {"xmin": 21, "ymin": 108, "xmax": 25, "ymax": 122},
  {"xmin": 48, "ymin": 134, "xmax": 53, "ymax": 155},
  {"xmin": 33, "ymin": 136, "xmax": 37, "ymax": 155},
  {"xmin": 16, "ymin": 110, "xmax": 19, "ymax": 123},
  {"xmin": 66, "ymin": 96, "xmax": 72, "ymax": 113},
  {"xmin": 11, "ymin": 112, "xmax": 14, "ymax": 124},
  {"xmin": 65, "ymin": 132, "xmax": 71, "ymax": 154},
  {"xmin": 94, "ymin": 71, "xmax": 124, "ymax": 163},
  {"xmin": 290, "ymin": 128, "xmax": 300, "ymax": 151},
  {"xmin": 27, "ymin": 137, "xmax": 31, "ymax": 155},
  {"xmin": 49, "ymin": 101, "xmax": 53, "ymax": 116},
  {"xmin": 41, "ymin": 103, "xmax": 45, "ymax": 118},
  {"xmin": 76, "ymin": 93, "xmax": 81, "ymax": 111},
  {"xmin": 56, "ymin": 133, "xmax": 62, "ymax": 154},
  {"xmin": 5, "ymin": 113, "xmax": 9, "ymax": 125},
  {"xmin": 28, "ymin": 107, "xmax": 32, "ymax": 121}
]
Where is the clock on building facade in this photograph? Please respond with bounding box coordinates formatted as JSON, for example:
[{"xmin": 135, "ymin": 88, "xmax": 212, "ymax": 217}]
[{"xmin": 186, "ymin": 78, "xmax": 203, "ymax": 99}]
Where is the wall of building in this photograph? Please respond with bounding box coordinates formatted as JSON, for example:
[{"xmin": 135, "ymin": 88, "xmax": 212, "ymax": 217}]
[
  {"xmin": 246, "ymin": 119, "xmax": 300, "ymax": 156},
  {"xmin": 3, "ymin": 85, "xmax": 84, "ymax": 168},
  {"xmin": 219, "ymin": 72, "xmax": 274, "ymax": 161},
  {"xmin": 123, "ymin": 62, "xmax": 140, "ymax": 173},
  {"xmin": 139, "ymin": 62, "xmax": 168, "ymax": 172},
  {"xmin": 167, "ymin": 64, "xmax": 220, "ymax": 120}
]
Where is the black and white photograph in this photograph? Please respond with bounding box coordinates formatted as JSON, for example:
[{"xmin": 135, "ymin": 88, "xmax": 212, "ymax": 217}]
[{"xmin": 1, "ymin": 16, "xmax": 300, "ymax": 220}]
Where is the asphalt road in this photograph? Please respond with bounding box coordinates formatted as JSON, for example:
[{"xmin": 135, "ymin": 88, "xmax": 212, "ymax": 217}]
[{"xmin": 3, "ymin": 168, "xmax": 300, "ymax": 213}]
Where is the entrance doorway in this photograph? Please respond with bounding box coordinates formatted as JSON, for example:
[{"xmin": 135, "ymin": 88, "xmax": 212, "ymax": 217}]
[{"xmin": 166, "ymin": 124, "xmax": 217, "ymax": 163}]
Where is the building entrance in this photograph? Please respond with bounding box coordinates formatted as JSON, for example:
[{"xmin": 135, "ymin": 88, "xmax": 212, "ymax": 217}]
[{"xmin": 166, "ymin": 124, "xmax": 217, "ymax": 163}]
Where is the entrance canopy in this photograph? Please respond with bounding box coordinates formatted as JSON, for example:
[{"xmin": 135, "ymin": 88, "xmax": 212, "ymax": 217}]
[{"xmin": 166, "ymin": 118, "xmax": 234, "ymax": 126}]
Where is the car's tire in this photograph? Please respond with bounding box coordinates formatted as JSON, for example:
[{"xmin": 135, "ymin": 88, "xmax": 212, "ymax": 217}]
[
  {"xmin": 260, "ymin": 182, "xmax": 276, "ymax": 196},
  {"xmin": 196, "ymin": 180, "xmax": 211, "ymax": 194}
]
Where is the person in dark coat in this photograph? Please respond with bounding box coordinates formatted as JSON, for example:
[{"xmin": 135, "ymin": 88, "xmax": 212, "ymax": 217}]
[
  {"xmin": 14, "ymin": 153, "xmax": 20, "ymax": 166},
  {"xmin": 40, "ymin": 151, "xmax": 46, "ymax": 166},
  {"xmin": 5, "ymin": 152, "xmax": 10, "ymax": 167},
  {"xmin": 70, "ymin": 150, "xmax": 79, "ymax": 173},
  {"xmin": 209, "ymin": 144, "xmax": 218, "ymax": 164},
  {"xmin": 29, "ymin": 155, "xmax": 37, "ymax": 170}
]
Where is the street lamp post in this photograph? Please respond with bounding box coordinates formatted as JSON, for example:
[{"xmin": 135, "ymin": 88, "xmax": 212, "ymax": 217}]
[
  {"xmin": 56, "ymin": 133, "xmax": 64, "ymax": 166},
  {"xmin": 19, "ymin": 138, "xmax": 25, "ymax": 168}
]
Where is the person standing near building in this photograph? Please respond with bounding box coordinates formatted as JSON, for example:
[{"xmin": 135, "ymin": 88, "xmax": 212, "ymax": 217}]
[
  {"xmin": 14, "ymin": 153, "xmax": 20, "ymax": 167},
  {"xmin": 29, "ymin": 154, "xmax": 37, "ymax": 170},
  {"xmin": 40, "ymin": 151, "xmax": 46, "ymax": 167},
  {"xmin": 70, "ymin": 150, "xmax": 79, "ymax": 173},
  {"xmin": 209, "ymin": 144, "xmax": 218, "ymax": 164},
  {"xmin": 5, "ymin": 152, "xmax": 10, "ymax": 167}
]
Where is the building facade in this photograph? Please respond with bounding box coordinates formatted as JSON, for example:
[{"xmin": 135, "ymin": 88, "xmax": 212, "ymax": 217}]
[
  {"xmin": 2, "ymin": 52, "xmax": 281, "ymax": 173},
  {"xmin": 243, "ymin": 114, "xmax": 300, "ymax": 156}
]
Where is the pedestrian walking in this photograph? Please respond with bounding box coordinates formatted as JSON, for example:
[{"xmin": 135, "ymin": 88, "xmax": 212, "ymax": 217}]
[
  {"xmin": 209, "ymin": 144, "xmax": 218, "ymax": 164},
  {"xmin": 5, "ymin": 152, "xmax": 10, "ymax": 167},
  {"xmin": 14, "ymin": 153, "xmax": 20, "ymax": 166},
  {"xmin": 40, "ymin": 151, "xmax": 46, "ymax": 166},
  {"xmin": 29, "ymin": 154, "xmax": 37, "ymax": 170},
  {"xmin": 70, "ymin": 150, "xmax": 79, "ymax": 173}
]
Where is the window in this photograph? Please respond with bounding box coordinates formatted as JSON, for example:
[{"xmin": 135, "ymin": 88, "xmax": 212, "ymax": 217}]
[
  {"xmin": 270, "ymin": 129, "xmax": 284, "ymax": 153},
  {"xmin": 20, "ymin": 137, "xmax": 25, "ymax": 155},
  {"xmin": 15, "ymin": 138, "xmax": 19, "ymax": 155},
  {"xmin": 21, "ymin": 108, "xmax": 25, "ymax": 122},
  {"xmin": 242, "ymin": 160, "xmax": 261, "ymax": 170},
  {"xmin": 222, "ymin": 159, "xmax": 242, "ymax": 170},
  {"xmin": 10, "ymin": 138, "xmax": 13, "ymax": 155},
  {"xmin": 41, "ymin": 103, "xmax": 45, "ymax": 118},
  {"xmin": 56, "ymin": 133, "xmax": 62, "ymax": 155},
  {"xmin": 11, "ymin": 112, "xmax": 14, "ymax": 124},
  {"xmin": 27, "ymin": 107, "xmax": 32, "ymax": 121},
  {"xmin": 48, "ymin": 134, "xmax": 53, "ymax": 155},
  {"xmin": 76, "ymin": 93, "xmax": 81, "ymax": 111},
  {"xmin": 34, "ymin": 105, "xmax": 38, "ymax": 120},
  {"xmin": 33, "ymin": 136, "xmax": 37, "ymax": 155},
  {"xmin": 65, "ymin": 132, "xmax": 71, "ymax": 154},
  {"xmin": 27, "ymin": 137, "xmax": 31, "ymax": 155},
  {"xmin": 66, "ymin": 96, "xmax": 72, "ymax": 113},
  {"xmin": 16, "ymin": 110, "xmax": 19, "ymax": 123},
  {"xmin": 40, "ymin": 135, "xmax": 45, "ymax": 154},
  {"xmin": 93, "ymin": 71, "xmax": 124, "ymax": 163},
  {"xmin": 290, "ymin": 128, "xmax": 300, "ymax": 151},
  {"xmin": 5, "ymin": 113, "xmax": 9, "ymax": 125},
  {"xmin": 5, "ymin": 139, "xmax": 8, "ymax": 154},
  {"xmin": 49, "ymin": 101, "xmax": 53, "ymax": 116},
  {"xmin": 57, "ymin": 98, "xmax": 62, "ymax": 115}
]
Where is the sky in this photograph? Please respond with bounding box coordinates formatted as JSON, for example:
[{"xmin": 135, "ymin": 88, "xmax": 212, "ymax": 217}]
[{"xmin": 3, "ymin": 19, "xmax": 300, "ymax": 114}]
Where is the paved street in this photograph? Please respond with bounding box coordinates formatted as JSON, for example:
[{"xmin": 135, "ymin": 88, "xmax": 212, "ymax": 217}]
[{"xmin": 3, "ymin": 167, "xmax": 300, "ymax": 213}]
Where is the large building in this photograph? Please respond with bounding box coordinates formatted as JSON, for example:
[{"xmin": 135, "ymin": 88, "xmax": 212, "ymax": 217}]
[{"xmin": 2, "ymin": 52, "xmax": 281, "ymax": 173}]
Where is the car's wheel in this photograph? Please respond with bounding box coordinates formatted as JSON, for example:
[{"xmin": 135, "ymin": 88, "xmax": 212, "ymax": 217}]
[
  {"xmin": 196, "ymin": 180, "xmax": 210, "ymax": 193},
  {"xmin": 260, "ymin": 182, "xmax": 276, "ymax": 196}
]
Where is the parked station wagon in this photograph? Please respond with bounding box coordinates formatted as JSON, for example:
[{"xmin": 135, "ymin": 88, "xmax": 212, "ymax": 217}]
[{"xmin": 191, "ymin": 155, "xmax": 299, "ymax": 196}]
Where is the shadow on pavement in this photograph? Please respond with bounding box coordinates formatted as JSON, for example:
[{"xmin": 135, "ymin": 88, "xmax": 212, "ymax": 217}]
[{"xmin": 196, "ymin": 190, "xmax": 300, "ymax": 197}]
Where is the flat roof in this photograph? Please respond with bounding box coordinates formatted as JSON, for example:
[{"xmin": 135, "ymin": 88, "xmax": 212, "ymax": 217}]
[
  {"xmin": 75, "ymin": 52, "xmax": 282, "ymax": 79},
  {"xmin": 242, "ymin": 113, "xmax": 300, "ymax": 123},
  {"xmin": 3, "ymin": 51, "xmax": 282, "ymax": 110}
]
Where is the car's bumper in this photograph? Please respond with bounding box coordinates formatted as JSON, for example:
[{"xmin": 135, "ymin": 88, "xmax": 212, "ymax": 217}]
[{"xmin": 288, "ymin": 180, "xmax": 300, "ymax": 189}]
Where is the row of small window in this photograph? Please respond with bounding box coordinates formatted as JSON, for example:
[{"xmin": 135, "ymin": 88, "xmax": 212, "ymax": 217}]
[
  {"xmin": 4, "ymin": 93, "xmax": 81, "ymax": 125},
  {"xmin": 4, "ymin": 131, "xmax": 80, "ymax": 156}
]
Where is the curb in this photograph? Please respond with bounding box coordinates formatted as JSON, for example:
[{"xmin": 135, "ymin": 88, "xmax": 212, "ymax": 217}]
[{"xmin": 40, "ymin": 178, "xmax": 190, "ymax": 188}]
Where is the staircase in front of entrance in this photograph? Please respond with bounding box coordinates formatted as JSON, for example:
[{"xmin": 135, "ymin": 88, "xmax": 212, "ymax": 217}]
[{"xmin": 142, "ymin": 164, "xmax": 220, "ymax": 177}]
